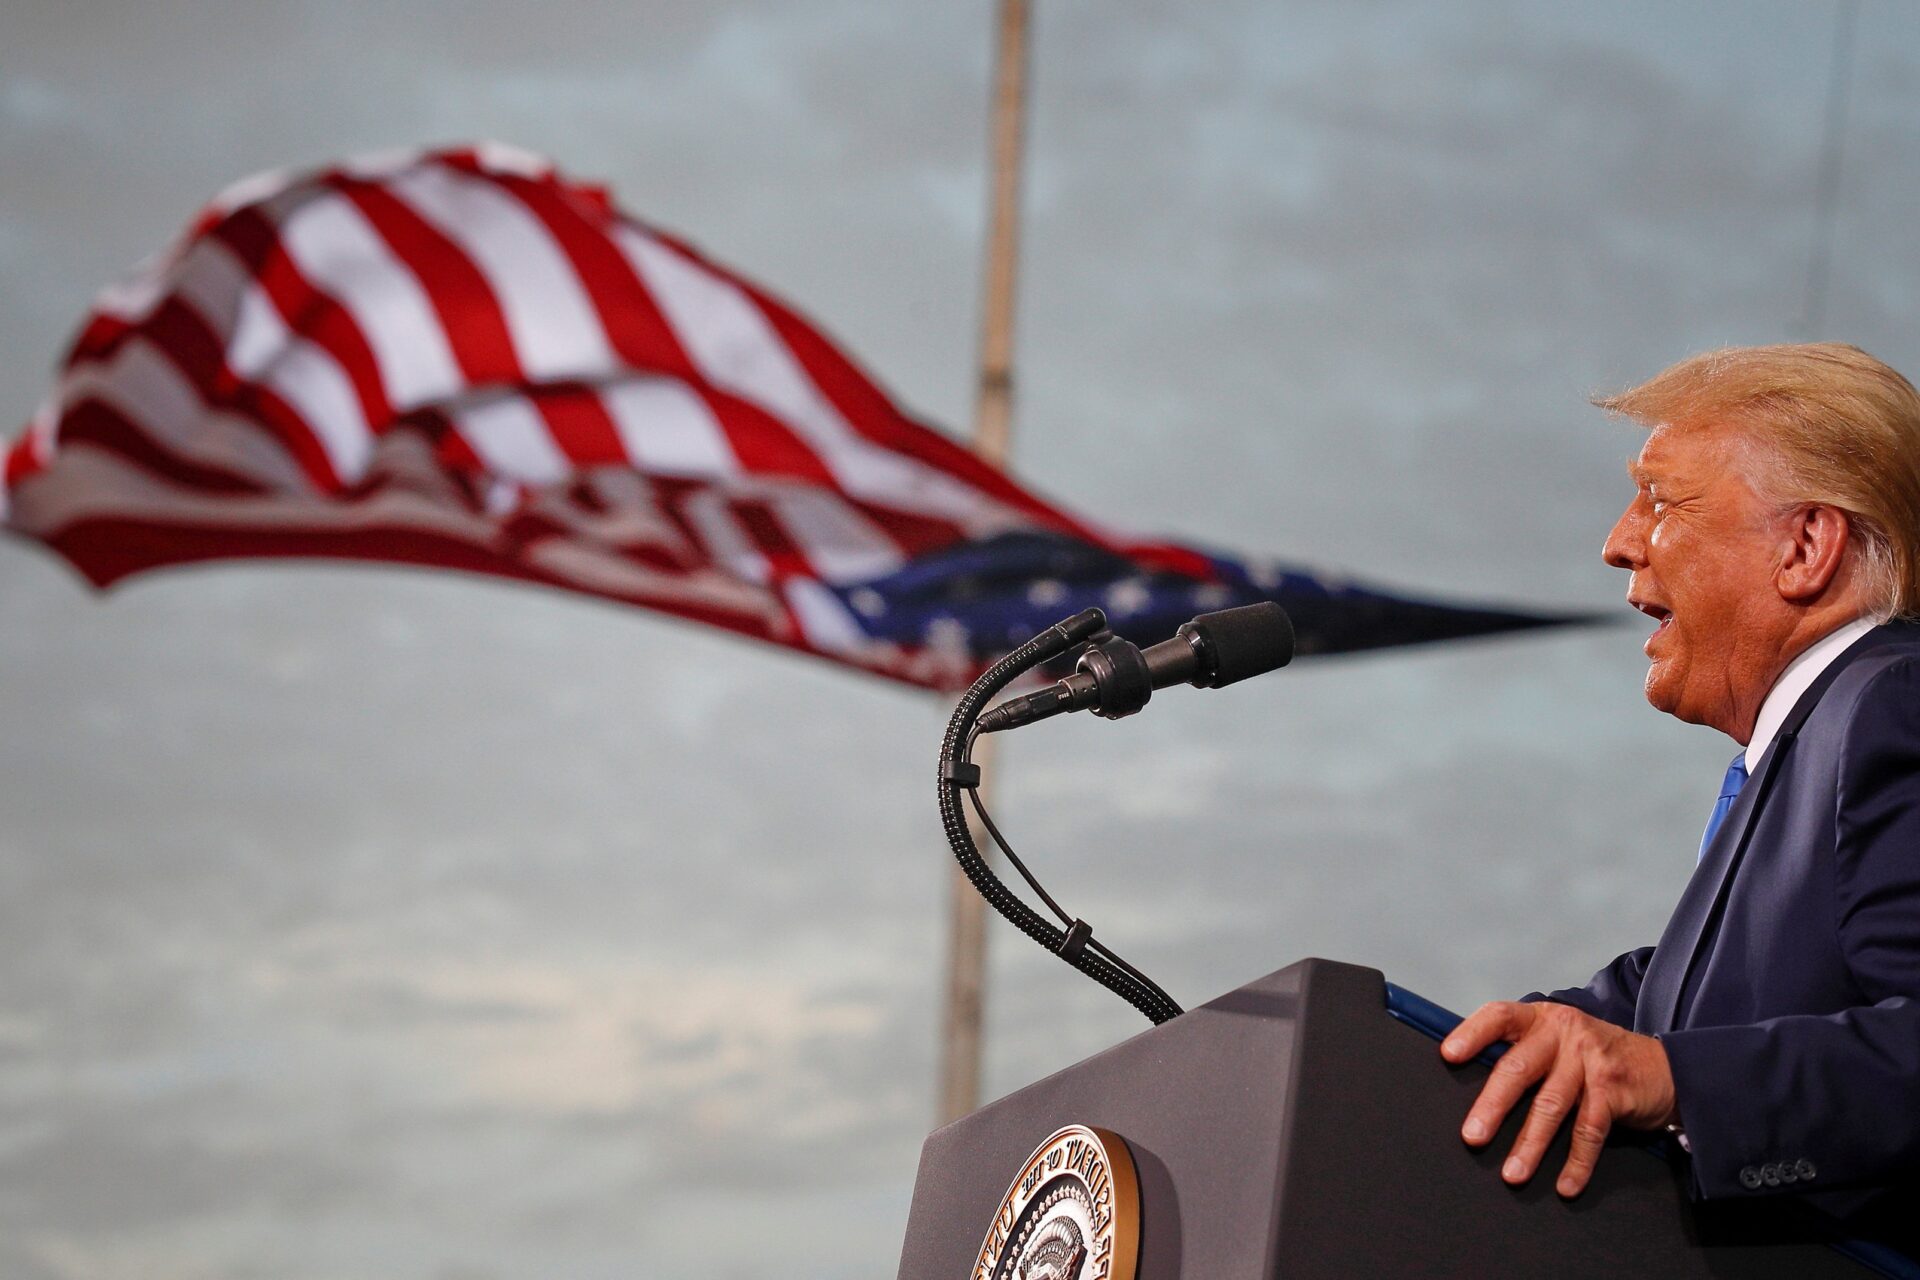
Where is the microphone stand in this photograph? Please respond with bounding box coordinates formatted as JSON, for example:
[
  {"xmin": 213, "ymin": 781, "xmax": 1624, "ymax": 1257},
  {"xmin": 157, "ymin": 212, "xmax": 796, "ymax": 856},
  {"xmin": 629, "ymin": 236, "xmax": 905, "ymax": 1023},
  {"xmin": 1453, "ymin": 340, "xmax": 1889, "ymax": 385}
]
[{"xmin": 938, "ymin": 608, "xmax": 1186, "ymax": 1026}]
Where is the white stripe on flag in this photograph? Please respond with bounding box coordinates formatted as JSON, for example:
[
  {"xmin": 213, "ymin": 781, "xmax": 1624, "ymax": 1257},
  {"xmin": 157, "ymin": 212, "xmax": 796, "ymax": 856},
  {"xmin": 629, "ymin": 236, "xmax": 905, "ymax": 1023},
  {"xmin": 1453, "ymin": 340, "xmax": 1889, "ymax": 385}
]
[
  {"xmin": 452, "ymin": 396, "xmax": 571, "ymax": 485},
  {"xmin": 470, "ymin": 142, "xmax": 552, "ymax": 179},
  {"xmin": 337, "ymin": 148, "xmax": 426, "ymax": 183},
  {"xmin": 782, "ymin": 578, "xmax": 869, "ymax": 655},
  {"xmin": 599, "ymin": 378, "xmax": 739, "ymax": 479},
  {"xmin": 764, "ymin": 486, "xmax": 904, "ymax": 585},
  {"xmin": 682, "ymin": 488, "xmax": 771, "ymax": 586},
  {"xmin": 389, "ymin": 164, "xmax": 616, "ymax": 382},
  {"xmin": 260, "ymin": 336, "xmax": 373, "ymax": 482},
  {"xmin": 60, "ymin": 339, "xmax": 311, "ymax": 491},
  {"xmin": 520, "ymin": 468, "xmax": 696, "ymax": 560},
  {"xmin": 614, "ymin": 227, "xmax": 844, "ymax": 440},
  {"xmin": 277, "ymin": 191, "xmax": 465, "ymax": 412},
  {"xmin": 92, "ymin": 258, "xmax": 174, "ymax": 326},
  {"xmin": 519, "ymin": 535, "xmax": 774, "ymax": 617},
  {"xmin": 66, "ymin": 337, "xmax": 207, "ymax": 446},
  {"xmin": 9, "ymin": 445, "xmax": 488, "ymax": 543},
  {"xmin": 167, "ymin": 242, "xmax": 369, "ymax": 483},
  {"xmin": 29, "ymin": 396, "xmax": 58, "ymax": 460},
  {"xmin": 168, "ymin": 239, "xmax": 280, "ymax": 378},
  {"xmin": 614, "ymin": 226, "xmax": 1003, "ymax": 527}
]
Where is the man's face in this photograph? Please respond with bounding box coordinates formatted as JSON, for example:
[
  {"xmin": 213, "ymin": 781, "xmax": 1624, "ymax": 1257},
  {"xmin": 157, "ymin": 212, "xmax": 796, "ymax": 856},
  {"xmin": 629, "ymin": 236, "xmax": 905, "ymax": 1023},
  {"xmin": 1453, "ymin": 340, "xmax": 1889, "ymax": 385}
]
[{"xmin": 1602, "ymin": 422, "xmax": 1793, "ymax": 741}]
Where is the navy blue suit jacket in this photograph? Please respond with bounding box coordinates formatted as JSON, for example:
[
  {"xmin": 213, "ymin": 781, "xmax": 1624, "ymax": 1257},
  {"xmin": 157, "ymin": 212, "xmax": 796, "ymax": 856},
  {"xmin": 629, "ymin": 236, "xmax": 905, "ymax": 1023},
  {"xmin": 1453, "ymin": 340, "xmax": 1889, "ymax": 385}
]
[{"xmin": 1536, "ymin": 622, "xmax": 1920, "ymax": 1227}]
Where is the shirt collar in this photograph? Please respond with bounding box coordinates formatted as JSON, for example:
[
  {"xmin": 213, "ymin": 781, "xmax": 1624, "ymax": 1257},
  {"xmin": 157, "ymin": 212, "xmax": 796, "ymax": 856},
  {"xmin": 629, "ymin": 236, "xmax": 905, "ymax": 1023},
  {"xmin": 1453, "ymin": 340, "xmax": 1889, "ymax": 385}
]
[{"xmin": 1744, "ymin": 616, "xmax": 1877, "ymax": 771}]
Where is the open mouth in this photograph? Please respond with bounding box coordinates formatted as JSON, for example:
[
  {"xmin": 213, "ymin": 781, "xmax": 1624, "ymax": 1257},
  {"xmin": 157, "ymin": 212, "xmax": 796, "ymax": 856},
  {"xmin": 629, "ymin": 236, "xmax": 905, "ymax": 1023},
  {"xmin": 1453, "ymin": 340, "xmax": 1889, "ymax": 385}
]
[{"xmin": 1631, "ymin": 598, "xmax": 1672, "ymax": 637}]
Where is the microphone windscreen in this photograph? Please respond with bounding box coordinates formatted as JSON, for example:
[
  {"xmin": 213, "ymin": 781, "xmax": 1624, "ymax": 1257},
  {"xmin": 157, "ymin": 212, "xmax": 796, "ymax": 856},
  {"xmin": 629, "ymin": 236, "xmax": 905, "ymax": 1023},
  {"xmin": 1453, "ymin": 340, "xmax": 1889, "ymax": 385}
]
[{"xmin": 1187, "ymin": 602, "xmax": 1294, "ymax": 687}]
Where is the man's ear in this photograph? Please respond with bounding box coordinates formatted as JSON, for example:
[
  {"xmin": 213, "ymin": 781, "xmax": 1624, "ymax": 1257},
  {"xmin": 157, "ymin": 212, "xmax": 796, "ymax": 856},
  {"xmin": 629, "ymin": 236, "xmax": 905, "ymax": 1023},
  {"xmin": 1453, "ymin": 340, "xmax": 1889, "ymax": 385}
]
[{"xmin": 1777, "ymin": 504, "xmax": 1852, "ymax": 603}]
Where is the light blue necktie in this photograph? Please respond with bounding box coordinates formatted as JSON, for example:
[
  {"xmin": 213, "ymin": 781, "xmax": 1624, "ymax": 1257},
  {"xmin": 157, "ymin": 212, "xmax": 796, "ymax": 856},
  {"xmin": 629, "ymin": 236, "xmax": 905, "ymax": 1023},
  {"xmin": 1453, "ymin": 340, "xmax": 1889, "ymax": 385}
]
[{"xmin": 1698, "ymin": 752, "xmax": 1750, "ymax": 863}]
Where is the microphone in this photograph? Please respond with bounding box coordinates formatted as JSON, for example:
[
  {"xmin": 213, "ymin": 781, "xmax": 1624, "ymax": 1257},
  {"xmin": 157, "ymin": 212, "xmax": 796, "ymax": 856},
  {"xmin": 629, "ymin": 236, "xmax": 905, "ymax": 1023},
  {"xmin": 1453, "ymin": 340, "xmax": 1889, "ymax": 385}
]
[{"xmin": 977, "ymin": 602, "xmax": 1294, "ymax": 733}]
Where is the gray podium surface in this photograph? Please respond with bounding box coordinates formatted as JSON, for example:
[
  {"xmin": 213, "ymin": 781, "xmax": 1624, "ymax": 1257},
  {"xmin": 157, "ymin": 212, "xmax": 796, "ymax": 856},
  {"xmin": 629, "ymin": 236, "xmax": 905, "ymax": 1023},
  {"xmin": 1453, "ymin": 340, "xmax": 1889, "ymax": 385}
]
[{"xmin": 897, "ymin": 958, "xmax": 1878, "ymax": 1278}]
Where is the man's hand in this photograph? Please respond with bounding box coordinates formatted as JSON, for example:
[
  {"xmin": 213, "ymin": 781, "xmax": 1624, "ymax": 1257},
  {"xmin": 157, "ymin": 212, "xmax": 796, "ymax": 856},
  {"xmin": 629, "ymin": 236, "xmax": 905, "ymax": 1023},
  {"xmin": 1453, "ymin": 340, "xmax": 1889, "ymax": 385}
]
[{"xmin": 1441, "ymin": 1000, "xmax": 1678, "ymax": 1198}]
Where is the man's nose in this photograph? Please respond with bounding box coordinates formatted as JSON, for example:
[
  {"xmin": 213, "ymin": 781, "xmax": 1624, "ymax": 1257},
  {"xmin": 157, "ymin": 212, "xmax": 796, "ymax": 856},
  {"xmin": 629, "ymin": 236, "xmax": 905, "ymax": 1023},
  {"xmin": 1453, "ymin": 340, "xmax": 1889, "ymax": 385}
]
[{"xmin": 1602, "ymin": 504, "xmax": 1645, "ymax": 570}]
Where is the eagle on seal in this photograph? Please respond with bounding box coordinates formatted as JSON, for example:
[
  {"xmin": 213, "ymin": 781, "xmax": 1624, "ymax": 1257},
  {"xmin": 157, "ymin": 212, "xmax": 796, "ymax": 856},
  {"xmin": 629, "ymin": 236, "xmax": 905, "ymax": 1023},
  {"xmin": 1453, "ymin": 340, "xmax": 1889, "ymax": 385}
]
[{"xmin": 1017, "ymin": 1217, "xmax": 1086, "ymax": 1280}]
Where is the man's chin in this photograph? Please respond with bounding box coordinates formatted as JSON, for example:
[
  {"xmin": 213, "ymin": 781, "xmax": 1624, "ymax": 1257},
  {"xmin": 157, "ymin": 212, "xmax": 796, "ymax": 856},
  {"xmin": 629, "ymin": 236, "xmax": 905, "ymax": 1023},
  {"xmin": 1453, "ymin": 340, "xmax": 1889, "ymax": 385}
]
[
  {"xmin": 1642, "ymin": 663, "xmax": 1684, "ymax": 719},
  {"xmin": 1644, "ymin": 676, "xmax": 1719, "ymax": 729}
]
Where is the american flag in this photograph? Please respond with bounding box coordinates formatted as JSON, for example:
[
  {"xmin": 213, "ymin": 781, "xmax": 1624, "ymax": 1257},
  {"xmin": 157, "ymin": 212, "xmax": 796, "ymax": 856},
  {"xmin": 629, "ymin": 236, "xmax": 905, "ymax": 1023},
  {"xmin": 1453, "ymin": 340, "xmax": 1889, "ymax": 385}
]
[{"xmin": 1, "ymin": 143, "xmax": 1569, "ymax": 689}]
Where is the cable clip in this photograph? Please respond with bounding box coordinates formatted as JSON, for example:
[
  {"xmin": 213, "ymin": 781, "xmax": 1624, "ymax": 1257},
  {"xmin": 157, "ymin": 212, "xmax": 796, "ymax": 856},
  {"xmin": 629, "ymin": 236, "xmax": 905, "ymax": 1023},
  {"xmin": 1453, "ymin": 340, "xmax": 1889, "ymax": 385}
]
[
  {"xmin": 941, "ymin": 759, "xmax": 982, "ymax": 789},
  {"xmin": 1058, "ymin": 918, "xmax": 1093, "ymax": 961}
]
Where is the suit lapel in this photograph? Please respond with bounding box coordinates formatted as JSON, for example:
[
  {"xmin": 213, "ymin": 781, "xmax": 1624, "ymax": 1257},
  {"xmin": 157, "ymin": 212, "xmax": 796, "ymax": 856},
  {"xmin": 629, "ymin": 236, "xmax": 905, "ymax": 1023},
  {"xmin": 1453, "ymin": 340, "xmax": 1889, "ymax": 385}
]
[
  {"xmin": 1633, "ymin": 737, "xmax": 1782, "ymax": 1034},
  {"xmin": 1633, "ymin": 623, "xmax": 1917, "ymax": 1034}
]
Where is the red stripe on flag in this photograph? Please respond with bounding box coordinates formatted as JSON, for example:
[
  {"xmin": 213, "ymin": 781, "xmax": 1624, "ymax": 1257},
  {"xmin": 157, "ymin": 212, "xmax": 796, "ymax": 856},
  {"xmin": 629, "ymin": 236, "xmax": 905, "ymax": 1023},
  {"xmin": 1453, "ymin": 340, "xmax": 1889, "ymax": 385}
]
[
  {"xmin": 329, "ymin": 177, "xmax": 523, "ymax": 385},
  {"xmin": 490, "ymin": 173, "xmax": 701, "ymax": 382},
  {"xmin": 55, "ymin": 399, "xmax": 269, "ymax": 496},
  {"xmin": 213, "ymin": 206, "xmax": 396, "ymax": 429},
  {"xmin": 730, "ymin": 498, "xmax": 816, "ymax": 584},
  {"xmin": 1122, "ymin": 538, "xmax": 1216, "ymax": 579},
  {"xmin": 67, "ymin": 312, "xmax": 138, "ymax": 364},
  {"xmin": 60, "ymin": 301, "xmax": 340, "ymax": 494},
  {"xmin": 138, "ymin": 298, "xmax": 233, "ymax": 401},
  {"xmin": 844, "ymin": 498, "xmax": 964, "ymax": 560},
  {"xmin": 142, "ymin": 299, "xmax": 342, "ymax": 493},
  {"xmin": 697, "ymin": 386, "xmax": 836, "ymax": 486},
  {"xmin": 650, "ymin": 226, "xmax": 1108, "ymax": 540},
  {"xmin": 418, "ymin": 411, "xmax": 488, "ymax": 478},
  {"xmin": 641, "ymin": 476, "xmax": 712, "ymax": 561},
  {"xmin": 45, "ymin": 513, "xmax": 944, "ymax": 684},
  {"xmin": 501, "ymin": 502, "xmax": 696, "ymax": 576},
  {"xmin": 527, "ymin": 384, "xmax": 629, "ymax": 467},
  {"xmin": 764, "ymin": 289, "xmax": 1209, "ymax": 576},
  {"xmin": 42, "ymin": 513, "xmax": 786, "ymax": 636},
  {"xmin": 474, "ymin": 177, "xmax": 844, "ymax": 489},
  {"xmin": 240, "ymin": 381, "xmax": 346, "ymax": 493},
  {"xmin": 4, "ymin": 433, "xmax": 44, "ymax": 489},
  {"xmin": 45, "ymin": 514, "xmax": 557, "ymax": 592}
]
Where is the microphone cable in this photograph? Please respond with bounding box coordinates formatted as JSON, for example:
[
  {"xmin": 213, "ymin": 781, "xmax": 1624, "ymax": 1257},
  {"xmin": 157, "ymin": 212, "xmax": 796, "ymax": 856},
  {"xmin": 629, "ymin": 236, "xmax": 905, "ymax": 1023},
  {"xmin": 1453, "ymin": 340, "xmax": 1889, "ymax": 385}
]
[
  {"xmin": 938, "ymin": 609, "xmax": 1185, "ymax": 1025},
  {"xmin": 961, "ymin": 723, "xmax": 1183, "ymax": 1019}
]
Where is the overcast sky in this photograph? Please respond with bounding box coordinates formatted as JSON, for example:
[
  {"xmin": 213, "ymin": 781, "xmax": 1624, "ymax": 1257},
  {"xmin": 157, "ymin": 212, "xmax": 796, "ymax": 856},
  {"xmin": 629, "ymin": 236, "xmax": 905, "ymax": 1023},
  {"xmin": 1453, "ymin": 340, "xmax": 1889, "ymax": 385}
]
[{"xmin": 4, "ymin": 2, "xmax": 1919, "ymax": 1277}]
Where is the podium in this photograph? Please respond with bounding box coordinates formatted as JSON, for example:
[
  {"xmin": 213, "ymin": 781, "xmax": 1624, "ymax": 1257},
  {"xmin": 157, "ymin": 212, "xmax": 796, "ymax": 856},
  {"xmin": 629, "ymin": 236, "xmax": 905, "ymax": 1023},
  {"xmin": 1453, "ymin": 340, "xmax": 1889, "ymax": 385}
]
[{"xmin": 897, "ymin": 959, "xmax": 1895, "ymax": 1278}]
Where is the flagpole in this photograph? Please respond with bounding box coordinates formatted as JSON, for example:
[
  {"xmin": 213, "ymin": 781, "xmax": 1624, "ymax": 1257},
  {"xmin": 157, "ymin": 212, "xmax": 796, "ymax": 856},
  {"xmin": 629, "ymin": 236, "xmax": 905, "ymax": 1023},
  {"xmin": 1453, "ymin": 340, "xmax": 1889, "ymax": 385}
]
[{"xmin": 937, "ymin": 0, "xmax": 1031, "ymax": 1127}]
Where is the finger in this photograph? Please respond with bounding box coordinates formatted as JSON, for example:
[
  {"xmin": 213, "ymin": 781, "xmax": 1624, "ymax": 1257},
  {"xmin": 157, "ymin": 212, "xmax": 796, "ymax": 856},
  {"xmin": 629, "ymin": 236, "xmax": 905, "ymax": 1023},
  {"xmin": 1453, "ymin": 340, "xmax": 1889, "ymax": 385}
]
[
  {"xmin": 1501, "ymin": 1057, "xmax": 1585, "ymax": 1184},
  {"xmin": 1443, "ymin": 1001, "xmax": 1530, "ymax": 1063},
  {"xmin": 1460, "ymin": 1027, "xmax": 1554, "ymax": 1146},
  {"xmin": 1556, "ymin": 1089, "xmax": 1613, "ymax": 1198}
]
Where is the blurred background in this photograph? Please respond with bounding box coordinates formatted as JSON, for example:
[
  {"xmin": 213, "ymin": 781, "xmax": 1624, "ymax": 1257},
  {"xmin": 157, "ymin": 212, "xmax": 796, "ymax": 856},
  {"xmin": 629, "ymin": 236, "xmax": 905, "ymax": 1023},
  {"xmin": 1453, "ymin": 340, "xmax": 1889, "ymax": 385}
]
[{"xmin": 3, "ymin": 1, "xmax": 1918, "ymax": 1275}]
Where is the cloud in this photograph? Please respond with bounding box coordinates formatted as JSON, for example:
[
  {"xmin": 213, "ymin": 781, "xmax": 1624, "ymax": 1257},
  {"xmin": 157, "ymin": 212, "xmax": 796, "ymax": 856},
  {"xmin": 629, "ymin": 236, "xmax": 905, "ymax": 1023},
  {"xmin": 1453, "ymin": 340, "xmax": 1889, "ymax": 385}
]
[{"xmin": 1, "ymin": 1, "xmax": 1917, "ymax": 1275}]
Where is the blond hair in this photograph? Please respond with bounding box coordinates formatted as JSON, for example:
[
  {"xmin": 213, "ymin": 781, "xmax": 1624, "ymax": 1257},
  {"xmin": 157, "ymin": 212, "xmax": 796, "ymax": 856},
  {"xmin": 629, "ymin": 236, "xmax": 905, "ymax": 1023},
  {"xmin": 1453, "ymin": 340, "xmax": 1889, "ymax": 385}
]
[{"xmin": 1596, "ymin": 343, "xmax": 1920, "ymax": 620}]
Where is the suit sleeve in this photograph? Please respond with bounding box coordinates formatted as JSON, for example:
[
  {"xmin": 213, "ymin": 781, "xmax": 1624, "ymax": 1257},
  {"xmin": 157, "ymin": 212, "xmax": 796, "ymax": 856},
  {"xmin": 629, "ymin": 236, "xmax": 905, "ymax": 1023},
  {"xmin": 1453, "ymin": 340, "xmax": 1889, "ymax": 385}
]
[
  {"xmin": 1520, "ymin": 948, "xmax": 1656, "ymax": 1029},
  {"xmin": 1661, "ymin": 657, "xmax": 1920, "ymax": 1198}
]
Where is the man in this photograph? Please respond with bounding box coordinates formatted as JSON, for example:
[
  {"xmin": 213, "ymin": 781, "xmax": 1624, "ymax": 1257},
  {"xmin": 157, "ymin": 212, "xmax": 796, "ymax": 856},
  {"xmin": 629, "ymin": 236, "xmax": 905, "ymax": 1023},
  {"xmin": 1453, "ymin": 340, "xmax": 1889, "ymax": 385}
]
[{"xmin": 1442, "ymin": 343, "xmax": 1920, "ymax": 1231}]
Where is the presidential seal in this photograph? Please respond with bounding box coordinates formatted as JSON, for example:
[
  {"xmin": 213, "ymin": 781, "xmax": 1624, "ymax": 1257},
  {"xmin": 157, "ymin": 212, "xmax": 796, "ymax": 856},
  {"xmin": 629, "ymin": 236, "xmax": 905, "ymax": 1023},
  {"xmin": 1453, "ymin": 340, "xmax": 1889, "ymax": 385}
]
[{"xmin": 971, "ymin": 1124, "xmax": 1139, "ymax": 1280}]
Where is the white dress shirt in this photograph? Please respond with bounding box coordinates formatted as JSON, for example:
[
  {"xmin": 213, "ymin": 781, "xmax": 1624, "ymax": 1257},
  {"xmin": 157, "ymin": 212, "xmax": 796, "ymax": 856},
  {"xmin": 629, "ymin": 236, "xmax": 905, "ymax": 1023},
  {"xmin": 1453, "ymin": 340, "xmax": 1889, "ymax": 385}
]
[{"xmin": 1744, "ymin": 616, "xmax": 1878, "ymax": 771}]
